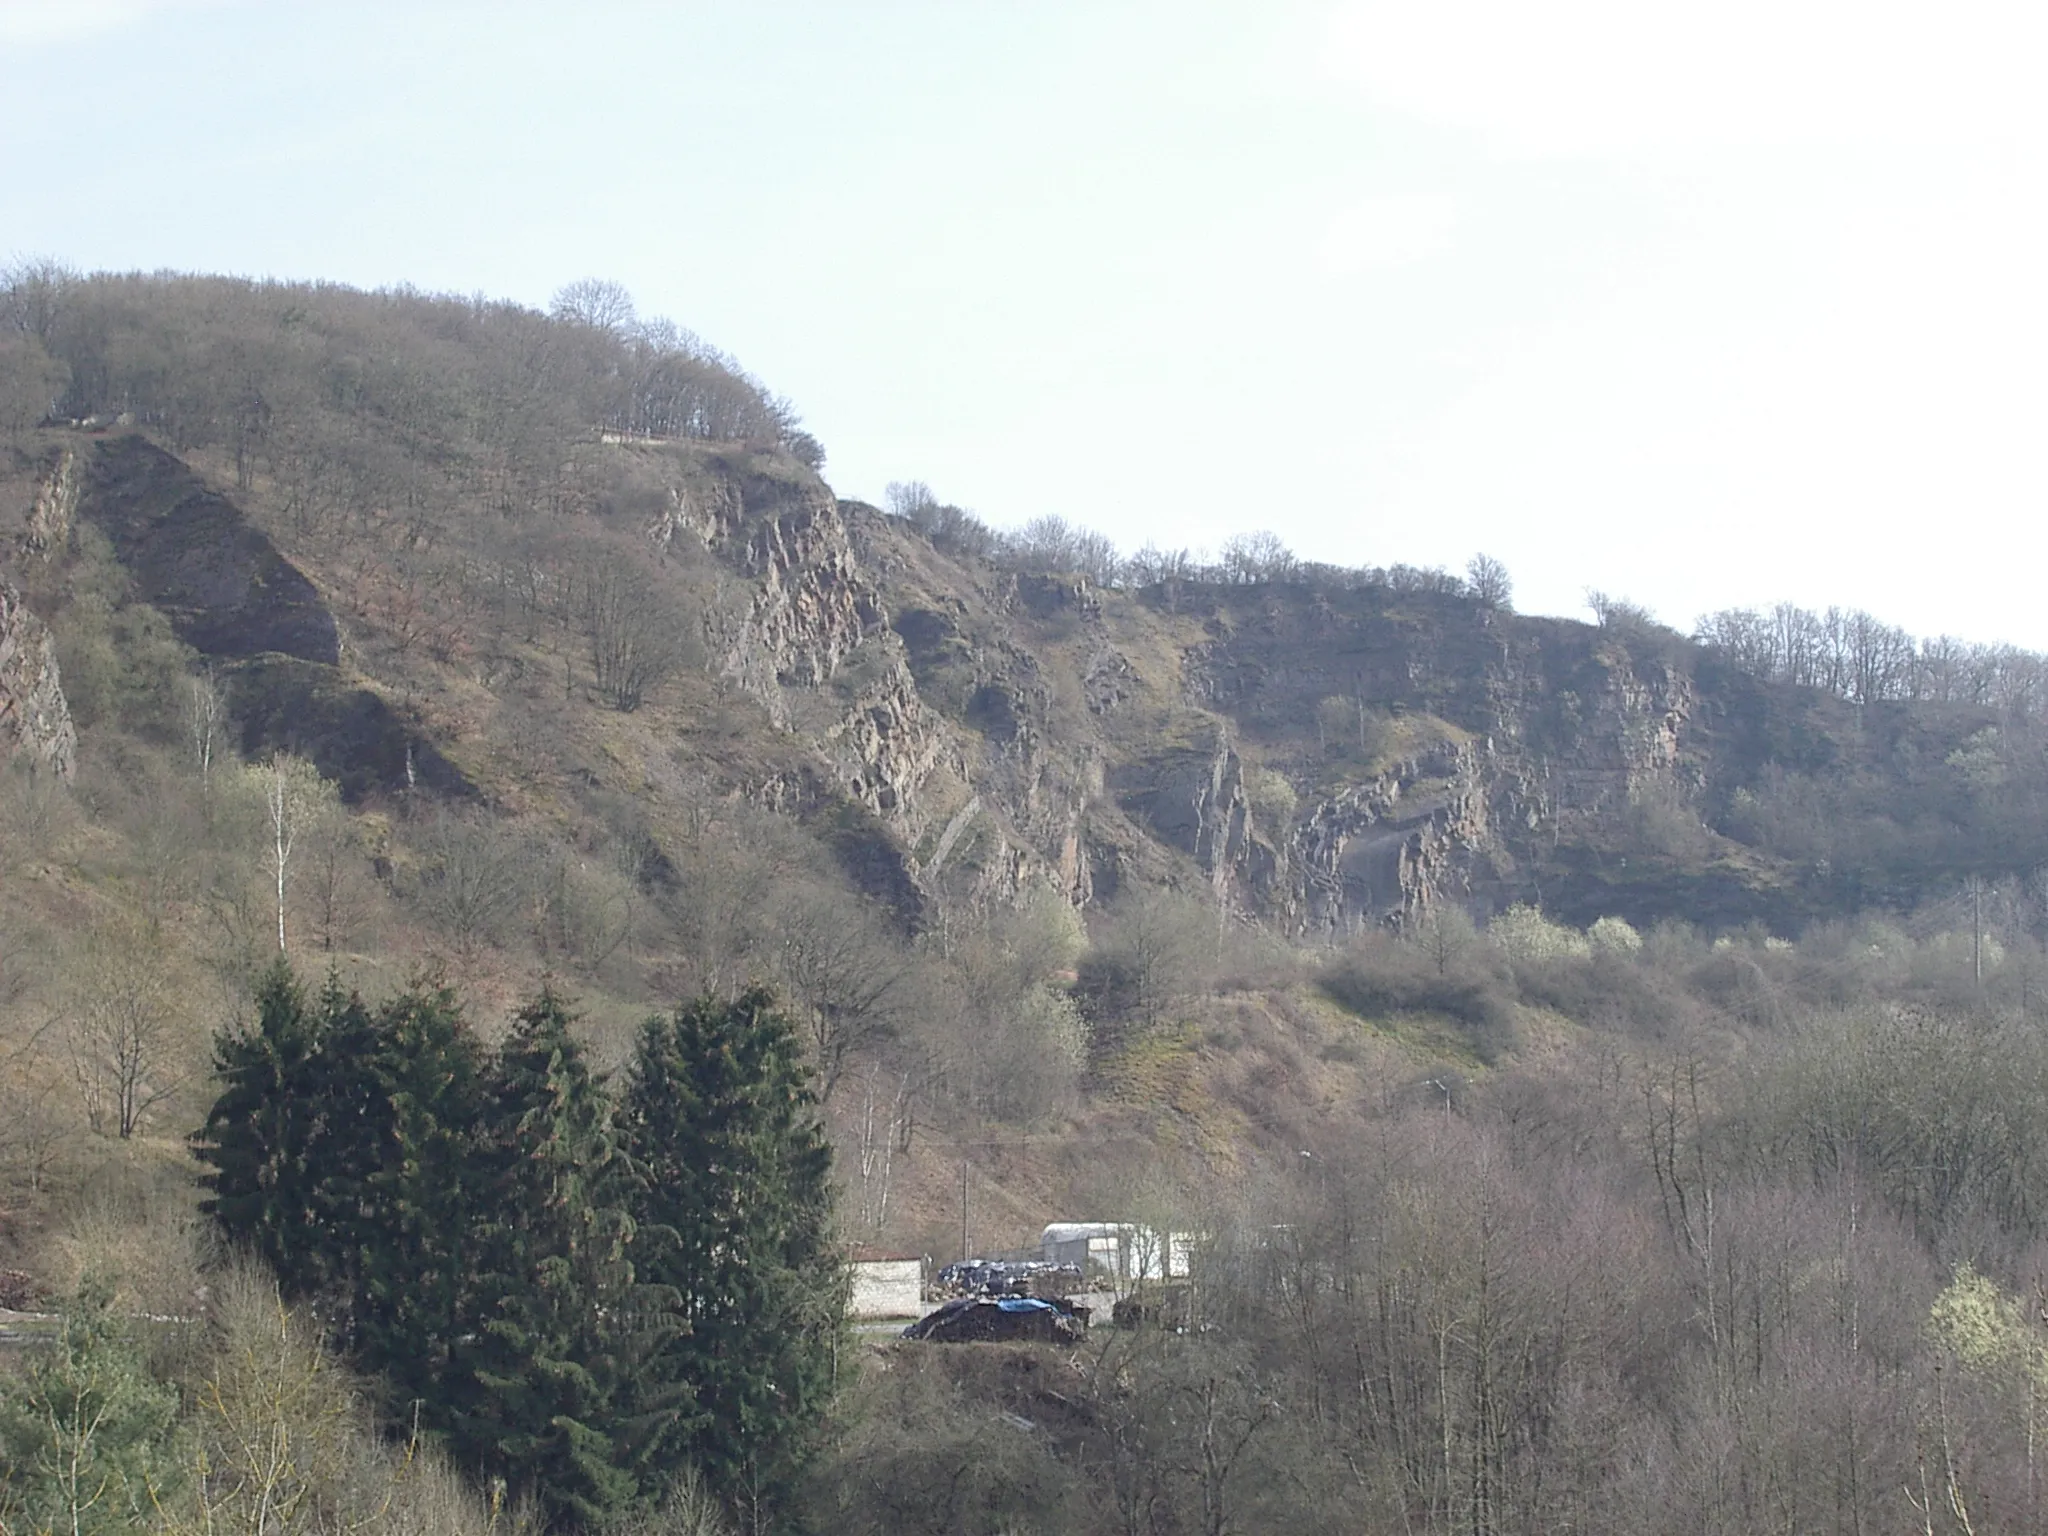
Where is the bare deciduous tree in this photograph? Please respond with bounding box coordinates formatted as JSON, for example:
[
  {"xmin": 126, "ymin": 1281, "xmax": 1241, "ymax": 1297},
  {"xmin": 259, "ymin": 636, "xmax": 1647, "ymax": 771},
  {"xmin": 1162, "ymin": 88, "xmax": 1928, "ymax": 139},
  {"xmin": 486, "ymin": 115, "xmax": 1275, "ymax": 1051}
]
[
  {"xmin": 771, "ymin": 885, "xmax": 908, "ymax": 1100},
  {"xmin": 413, "ymin": 811, "xmax": 532, "ymax": 961},
  {"xmin": 582, "ymin": 552, "xmax": 693, "ymax": 712},
  {"xmin": 550, "ymin": 277, "xmax": 637, "ymax": 336},
  {"xmin": 68, "ymin": 941, "xmax": 182, "ymax": 1139},
  {"xmin": 1220, "ymin": 530, "xmax": 1296, "ymax": 584},
  {"xmin": 254, "ymin": 753, "xmax": 331, "ymax": 955},
  {"xmin": 1466, "ymin": 553, "xmax": 1513, "ymax": 609},
  {"xmin": 187, "ymin": 666, "xmax": 225, "ymax": 800}
]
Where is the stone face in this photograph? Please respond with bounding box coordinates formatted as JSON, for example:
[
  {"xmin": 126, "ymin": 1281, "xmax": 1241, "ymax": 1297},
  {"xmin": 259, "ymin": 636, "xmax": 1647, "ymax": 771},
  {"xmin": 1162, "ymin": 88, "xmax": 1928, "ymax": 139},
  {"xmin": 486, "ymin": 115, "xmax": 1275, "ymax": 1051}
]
[
  {"xmin": 657, "ymin": 449, "xmax": 957, "ymax": 836},
  {"xmin": 0, "ymin": 579, "xmax": 76, "ymax": 780},
  {"xmin": 21, "ymin": 447, "xmax": 77, "ymax": 562},
  {"xmin": 23, "ymin": 425, "xmax": 1902, "ymax": 937},
  {"xmin": 1294, "ymin": 740, "xmax": 1493, "ymax": 934}
]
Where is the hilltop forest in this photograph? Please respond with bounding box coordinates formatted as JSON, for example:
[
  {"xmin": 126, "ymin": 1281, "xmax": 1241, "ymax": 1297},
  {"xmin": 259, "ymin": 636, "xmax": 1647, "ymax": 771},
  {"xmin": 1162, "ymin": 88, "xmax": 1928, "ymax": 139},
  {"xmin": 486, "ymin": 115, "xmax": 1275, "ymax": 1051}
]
[{"xmin": 7, "ymin": 265, "xmax": 2048, "ymax": 1533}]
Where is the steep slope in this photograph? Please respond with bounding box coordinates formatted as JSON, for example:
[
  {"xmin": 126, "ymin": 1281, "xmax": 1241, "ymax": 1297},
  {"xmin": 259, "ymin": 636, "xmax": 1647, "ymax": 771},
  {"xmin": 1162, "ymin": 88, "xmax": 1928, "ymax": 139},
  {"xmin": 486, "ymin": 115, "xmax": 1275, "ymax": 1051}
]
[{"xmin": 28, "ymin": 423, "xmax": 2034, "ymax": 943}]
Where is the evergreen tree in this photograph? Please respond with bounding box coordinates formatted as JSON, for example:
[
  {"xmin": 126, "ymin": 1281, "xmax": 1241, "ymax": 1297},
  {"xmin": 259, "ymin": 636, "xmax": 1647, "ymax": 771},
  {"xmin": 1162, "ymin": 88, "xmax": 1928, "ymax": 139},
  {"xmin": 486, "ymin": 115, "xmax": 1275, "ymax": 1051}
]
[
  {"xmin": 196, "ymin": 964, "xmax": 390, "ymax": 1306},
  {"xmin": 620, "ymin": 987, "xmax": 845, "ymax": 1522},
  {"xmin": 298, "ymin": 971, "xmax": 396, "ymax": 1324},
  {"xmin": 350, "ymin": 977, "xmax": 490, "ymax": 1429},
  {"xmin": 0, "ymin": 1279, "xmax": 182, "ymax": 1535},
  {"xmin": 195, "ymin": 959, "xmax": 331, "ymax": 1297},
  {"xmin": 453, "ymin": 986, "xmax": 670, "ymax": 1528}
]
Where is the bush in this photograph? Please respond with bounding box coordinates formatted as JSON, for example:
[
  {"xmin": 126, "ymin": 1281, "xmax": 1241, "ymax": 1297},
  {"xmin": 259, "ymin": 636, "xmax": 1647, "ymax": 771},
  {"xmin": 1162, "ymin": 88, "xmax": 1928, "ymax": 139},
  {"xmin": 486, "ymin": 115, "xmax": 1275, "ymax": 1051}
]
[
  {"xmin": 1317, "ymin": 933, "xmax": 1517, "ymax": 1062},
  {"xmin": 1487, "ymin": 903, "xmax": 1588, "ymax": 962}
]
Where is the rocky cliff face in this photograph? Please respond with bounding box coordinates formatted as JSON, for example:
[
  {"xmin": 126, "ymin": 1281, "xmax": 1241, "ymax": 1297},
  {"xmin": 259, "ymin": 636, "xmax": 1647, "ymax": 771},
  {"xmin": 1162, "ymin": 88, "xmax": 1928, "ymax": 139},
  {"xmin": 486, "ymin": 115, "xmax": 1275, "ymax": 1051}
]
[
  {"xmin": 1111, "ymin": 596, "xmax": 1721, "ymax": 933},
  {"xmin": 21, "ymin": 447, "xmax": 77, "ymax": 562},
  {"xmin": 1292, "ymin": 740, "xmax": 1496, "ymax": 934},
  {"xmin": 0, "ymin": 579, "xmax": 75, "ymax": 780},
  {"xmin": 640, "ymin": 446, "xmax": 957, "ymax": 835},
  {"xmin": 8, "ymin": 425, "xmax": 1879, "ymax": 937}
]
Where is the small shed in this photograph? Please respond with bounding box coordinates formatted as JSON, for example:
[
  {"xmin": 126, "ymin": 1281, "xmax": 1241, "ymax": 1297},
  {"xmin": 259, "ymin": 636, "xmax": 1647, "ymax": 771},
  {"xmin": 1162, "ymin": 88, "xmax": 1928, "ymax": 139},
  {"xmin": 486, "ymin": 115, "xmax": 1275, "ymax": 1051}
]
[{"xmin": 848, "ymin": 1249, "xmax": 925, "ymax": 1320}]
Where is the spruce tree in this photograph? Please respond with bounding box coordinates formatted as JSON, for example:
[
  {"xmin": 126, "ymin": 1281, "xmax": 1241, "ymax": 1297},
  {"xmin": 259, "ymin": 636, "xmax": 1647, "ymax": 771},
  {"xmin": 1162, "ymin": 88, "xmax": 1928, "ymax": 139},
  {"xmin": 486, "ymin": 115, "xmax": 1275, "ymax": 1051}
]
[
  {"xmin": 298, "ymin": 971, "xmax": 394, "ymax": 1321},
  {"xmin": 350, "ymin": 977, "xmax": 490, "ymax": 1428},
  {"xmin": 453, "ymin": 986, "xmax": 662, "ymax": 1528},
  {"xmin": 196, "ymin": 959, "xmax": 331, "ymax": 1297},
  {"xmin": 620, "ymin": 987, "xmax": 845, "ymax": 1520}
]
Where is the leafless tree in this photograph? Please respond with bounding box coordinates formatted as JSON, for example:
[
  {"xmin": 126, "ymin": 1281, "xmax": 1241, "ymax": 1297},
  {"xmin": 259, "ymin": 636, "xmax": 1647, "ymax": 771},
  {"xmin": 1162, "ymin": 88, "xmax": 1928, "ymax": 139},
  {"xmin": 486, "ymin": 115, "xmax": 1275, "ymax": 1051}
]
[
  {"xmin": 413, "ymin": 811, "xmax": 532, "ymax": 961},
  {"xmin": 550, "ymin": 277, "xmax": 637, "ymax": 336},
  {"xmin": 771, "ymin": 885, "xmax": 909, "ymax": 1100},
  {"xmin": 188, "ymin": 666, "xmax": 226, "ymax": 800},
  {"xmin": 884, "ymin": 480, "xmax": 938, "ymax": 520},
  {"xmin": 1085, "ymin": 887, "xmax": 1216, "ymax": 1032},
  {"xmin": 68, "ymin": 943, "xmax": 182, "ymax": 1139},
  {"xmin": 259, "ymin": 753, "xmax": 329, "ymax": 954},
  {"xmin": 1466, "ymin": 553, "xmax": 1513, "ymax": 609},
  {"xmin": 0, "ymin": 256, "xmax": 77, "ymax": 345},
  {"xmin": 852, "ymin": 1063, "xmax": 915, "ymax": 1230},
  {"xmin": 1220, "ymin": 530, "xmax": 1296, "ymax": 584},
  {"xmin": 304, "ymin": 799, "xmax": 376, "ymax": 954},
  {"xmin": 583, "ymin": 552, "xmax": 693, "ymax": 711},
  {"xmin": 530, "ymin": 853, "xmax": 637, "ymax": 975}
]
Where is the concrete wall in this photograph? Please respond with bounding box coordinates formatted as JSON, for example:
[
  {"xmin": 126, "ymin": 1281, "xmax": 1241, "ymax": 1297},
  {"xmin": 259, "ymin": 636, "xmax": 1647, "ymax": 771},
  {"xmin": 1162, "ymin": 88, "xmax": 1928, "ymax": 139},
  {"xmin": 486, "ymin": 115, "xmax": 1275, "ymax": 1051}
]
[{"xmin": 850, "ymin": 1258, "xmax": 923, "ymax": 1319}]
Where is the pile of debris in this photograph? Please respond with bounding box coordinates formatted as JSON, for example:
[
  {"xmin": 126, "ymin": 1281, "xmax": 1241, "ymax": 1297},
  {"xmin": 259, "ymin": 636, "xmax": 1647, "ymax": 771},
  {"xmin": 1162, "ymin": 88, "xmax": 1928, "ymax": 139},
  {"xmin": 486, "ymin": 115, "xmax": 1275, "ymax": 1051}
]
[
  {"xmin": 934, "ymin": 1259, "xmax": 1083, "ymax": 1300},
  {"xmin": 900, "ymin": 1295, "xmax": 1089, "ymax": 1345}
]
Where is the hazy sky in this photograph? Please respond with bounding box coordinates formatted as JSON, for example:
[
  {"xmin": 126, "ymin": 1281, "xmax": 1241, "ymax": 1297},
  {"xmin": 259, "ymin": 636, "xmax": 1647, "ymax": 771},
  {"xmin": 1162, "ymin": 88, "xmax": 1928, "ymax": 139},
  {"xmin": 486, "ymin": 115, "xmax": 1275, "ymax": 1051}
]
[{"xmin": 5, "ymin": 1, "xmax": 2045, "ymax": 645}]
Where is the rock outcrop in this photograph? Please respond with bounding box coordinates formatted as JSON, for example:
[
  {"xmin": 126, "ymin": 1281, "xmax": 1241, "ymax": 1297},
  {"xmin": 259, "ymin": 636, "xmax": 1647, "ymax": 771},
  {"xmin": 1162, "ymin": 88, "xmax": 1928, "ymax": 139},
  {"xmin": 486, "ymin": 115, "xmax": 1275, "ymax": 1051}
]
[
  {"xmin": 1293, "ymin": 741, "xmax": 1496, "ymax": 933},
  {"xmin": 0, "ymin": 579, "xmax": 75, "ymax": 780},
  {"xmin": 641, "ymin": 446, "xmax": 957, "ymax": 832},
  {"xmin": 21, "ymin": 447, "xmax": 77, "ymax": 562}
]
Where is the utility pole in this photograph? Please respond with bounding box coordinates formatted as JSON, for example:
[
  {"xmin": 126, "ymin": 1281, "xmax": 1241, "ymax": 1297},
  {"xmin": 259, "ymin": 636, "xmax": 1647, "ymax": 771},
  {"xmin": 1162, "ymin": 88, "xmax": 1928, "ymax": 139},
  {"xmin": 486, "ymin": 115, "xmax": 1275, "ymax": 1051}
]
[
  {"xmin": 1971, "ymin": 876, "xmax": 1985, "ymax": 991},
  {"xmin": 960, "ymin": 1156, "xmax": 970, "ymax": 1263}
]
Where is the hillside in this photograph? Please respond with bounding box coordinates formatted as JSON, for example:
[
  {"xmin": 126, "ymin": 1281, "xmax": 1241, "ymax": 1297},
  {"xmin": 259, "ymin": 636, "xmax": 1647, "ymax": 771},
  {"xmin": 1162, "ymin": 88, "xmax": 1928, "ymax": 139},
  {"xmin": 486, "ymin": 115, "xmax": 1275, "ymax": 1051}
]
[
  {"xmin": 3, "ymin": 275, "xmax": 2046, "ymax": 1199},
  {"xmin": 7, "ymin": 269, "xmax": 2048, "ymax": 1534}
]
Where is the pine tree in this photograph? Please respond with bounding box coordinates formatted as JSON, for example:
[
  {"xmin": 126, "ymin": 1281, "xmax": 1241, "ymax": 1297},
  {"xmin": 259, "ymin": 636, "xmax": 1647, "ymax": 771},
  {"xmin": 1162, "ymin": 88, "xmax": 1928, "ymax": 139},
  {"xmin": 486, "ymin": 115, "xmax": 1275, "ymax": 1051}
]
[
  {"xmin": 620, "ymin": 987, "xmax": 845, "ymax": 1522},
  {"xmin": 453, "ymin": 986, "xmax": 667, "ymax": 1528}
]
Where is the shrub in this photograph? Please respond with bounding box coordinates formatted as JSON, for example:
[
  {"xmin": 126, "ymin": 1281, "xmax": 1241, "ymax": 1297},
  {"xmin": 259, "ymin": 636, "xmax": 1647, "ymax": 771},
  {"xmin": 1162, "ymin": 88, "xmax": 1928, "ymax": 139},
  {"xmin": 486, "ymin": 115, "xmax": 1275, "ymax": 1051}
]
[
  {"xmin": 1487, "ymin": 903, "xmax": 1588, "ymax": 962},
  {"xmin": 1317, "ymin": 932, "xmax": 1517, "ymax": 1062}
]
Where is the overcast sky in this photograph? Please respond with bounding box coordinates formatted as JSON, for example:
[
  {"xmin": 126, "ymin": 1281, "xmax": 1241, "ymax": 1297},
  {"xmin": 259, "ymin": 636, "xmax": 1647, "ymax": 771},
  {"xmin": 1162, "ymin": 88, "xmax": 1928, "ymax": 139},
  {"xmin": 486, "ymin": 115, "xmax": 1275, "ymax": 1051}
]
[{"xmin": 5, "ymin": 1, "xmax": 2045, "ymax": 645}]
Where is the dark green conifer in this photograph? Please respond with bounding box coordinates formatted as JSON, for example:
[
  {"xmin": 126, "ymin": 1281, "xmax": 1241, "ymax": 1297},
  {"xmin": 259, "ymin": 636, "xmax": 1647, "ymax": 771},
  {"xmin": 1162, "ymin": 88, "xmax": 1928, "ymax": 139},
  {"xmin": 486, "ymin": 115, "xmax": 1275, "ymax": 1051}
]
[
  {"xmin": 621, "ymin": 987, "xmax": 845, "ymax": 1520},
  {"xmin": 453, "ymin": 985, "xmax": 660, "ymax": 1527},
  {"xmin": 195, "ymin": 959, "xmax": 331, "ymax": 1297},
  {"xmin": 197, "ymin": 964, "xmax": 391, "ymax": 1320},
  {"xmin": 351, "ymin": 976, "xmax": 490, "ymax": 1427}
]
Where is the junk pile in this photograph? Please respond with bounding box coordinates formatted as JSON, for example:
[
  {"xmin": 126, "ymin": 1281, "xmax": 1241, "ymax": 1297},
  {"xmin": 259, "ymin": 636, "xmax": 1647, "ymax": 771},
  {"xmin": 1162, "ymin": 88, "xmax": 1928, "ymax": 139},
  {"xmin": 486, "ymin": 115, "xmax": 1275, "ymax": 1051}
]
[
  {"xmin": 935, "ymin": 1259, "xmax": 1084, "ymax": 1300},
  {"xmin": 901, "ymin": 1295, "xmax": 1089, "ymax": 1344}
]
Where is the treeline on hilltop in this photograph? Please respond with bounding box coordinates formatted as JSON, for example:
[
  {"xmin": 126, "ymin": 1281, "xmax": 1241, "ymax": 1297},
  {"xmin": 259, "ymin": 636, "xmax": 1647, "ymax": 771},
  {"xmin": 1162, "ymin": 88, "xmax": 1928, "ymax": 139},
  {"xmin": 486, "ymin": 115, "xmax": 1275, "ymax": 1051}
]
[
  {"xmin": 1697, "ymin": 600, "xmax": 2048, "ymax": 712},
  {"xmin": 0, "ymin": 262, "xmax": 821, "ymax": 510},
  {"xmin": 910, "ymin": 477, "xmax": 2048, "ymax": 719},
  {"xmin": 193, "ymin": 967, "xmax": 839, "ymax": 1531}
]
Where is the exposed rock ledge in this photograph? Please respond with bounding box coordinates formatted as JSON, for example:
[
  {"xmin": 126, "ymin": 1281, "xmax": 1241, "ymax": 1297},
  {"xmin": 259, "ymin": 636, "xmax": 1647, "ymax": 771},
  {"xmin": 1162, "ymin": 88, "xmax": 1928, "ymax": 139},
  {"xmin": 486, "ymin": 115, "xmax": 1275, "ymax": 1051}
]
[{"xmin": 0, "ymin": 579, "xmax": 75, "ymax": 780}]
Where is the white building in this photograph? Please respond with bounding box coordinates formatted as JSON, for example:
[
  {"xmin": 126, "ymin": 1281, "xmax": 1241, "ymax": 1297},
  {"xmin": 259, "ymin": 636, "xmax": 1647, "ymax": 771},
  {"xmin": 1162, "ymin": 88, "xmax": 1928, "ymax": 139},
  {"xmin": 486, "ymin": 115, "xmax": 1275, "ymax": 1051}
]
[{"xmin": 1039, "ymin": 1223, "xmax": 1193, "ymax": 1285}]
